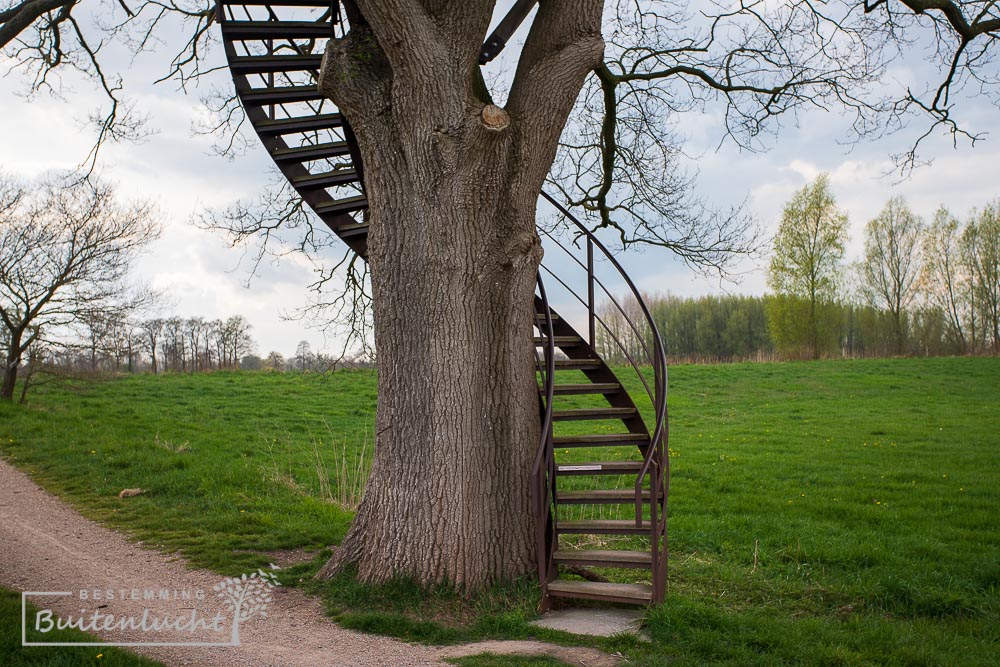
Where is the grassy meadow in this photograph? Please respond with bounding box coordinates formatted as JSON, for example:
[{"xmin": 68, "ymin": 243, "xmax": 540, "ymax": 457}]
[{"xmin": 0, "ymin": 358, "xmax": 998, "ymax": 665}]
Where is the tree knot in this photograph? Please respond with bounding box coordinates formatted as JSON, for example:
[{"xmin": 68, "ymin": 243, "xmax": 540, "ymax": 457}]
[{"xmin": 480, "ymin": 104, "xmax": 510, "ymax": 131}]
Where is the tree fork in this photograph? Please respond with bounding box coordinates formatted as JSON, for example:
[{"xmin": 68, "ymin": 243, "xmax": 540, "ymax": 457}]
[{"xmin": 314, "ymin": 0, "xmax": 604, "ymax": 591}]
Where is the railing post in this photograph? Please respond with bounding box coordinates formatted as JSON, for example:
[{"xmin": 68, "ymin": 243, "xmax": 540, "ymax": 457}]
[
  {"xmin": 587, "ymin": 238, "xmax": 595, "ymax": 348},
  {"xmin": 654, "ymin": 357, "xmax": 661, "ymax": 402},
  {"xmin": 266, "ymin": 35, "xmax": 275, "ymax": 120}
]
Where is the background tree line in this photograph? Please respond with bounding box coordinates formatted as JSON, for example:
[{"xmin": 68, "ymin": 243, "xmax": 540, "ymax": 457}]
[
  {"xmin": 69, "ymin": 314, "xmax": 257, "ymax": 374},
  {"xmin": 18, "ymin": 314, "xmax": 371, "ymax": 377},
  {"xmin": 598, "ymin": 179, "xmax": 1000, "ymax": 363}
]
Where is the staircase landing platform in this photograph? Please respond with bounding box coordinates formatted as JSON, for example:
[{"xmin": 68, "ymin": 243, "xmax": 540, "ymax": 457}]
[{"xmin": 529, "ymin": 607, "xmax": 647, "ymax": 639}]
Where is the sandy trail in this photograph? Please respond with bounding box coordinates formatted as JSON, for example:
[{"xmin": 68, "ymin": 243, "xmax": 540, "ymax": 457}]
[{"xmin": 0, "ymin": 459, "xmax": 618, "ymax": 666}]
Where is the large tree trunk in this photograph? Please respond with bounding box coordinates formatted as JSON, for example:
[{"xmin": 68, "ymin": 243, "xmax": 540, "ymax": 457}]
[
  {"xmin": 326, "ymin": 156, "xmax": 543, "ymax": 587},
  {"xmin": 1, "ymin": 329, "xmax": 22, "ymax": 400},
  {"xmin": 1, "ymin": 358, "xmax": 18, "ymax": 400},
  {"xmin": 315, "ymin": 0, "xmax": 603, "ymax": 590}
]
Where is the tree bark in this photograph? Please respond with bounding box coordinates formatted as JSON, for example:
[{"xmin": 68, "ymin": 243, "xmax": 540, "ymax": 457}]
[
  {"xmin": 1, "ymin": 357, "xmax": 18, "ymax": 400},
  {"xmin": 1, "ymin": 328, "xmax": 22, "ymax": 400},
  {"xmin": 315, "ymin": 0, "xmax": 603, "ymax": 590}
]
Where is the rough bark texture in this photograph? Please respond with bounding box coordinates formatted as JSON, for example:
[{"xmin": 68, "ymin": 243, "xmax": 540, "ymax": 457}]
[
  {"xmin": 1, "ymin": 329, "xmax": 21, "ymax": 400},
  {"xmin": 315, "ymin": 0, "xmax": 603, "ymax": 590}
]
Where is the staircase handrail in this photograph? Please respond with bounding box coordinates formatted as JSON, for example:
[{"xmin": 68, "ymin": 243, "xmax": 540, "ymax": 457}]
[
  {"xmin": 531, "ymin": 274, "xmax": 557, "ymax": 591},
  {"xmin": 538, "ymin": 191, "xmax": 668, "ymax": 528}
]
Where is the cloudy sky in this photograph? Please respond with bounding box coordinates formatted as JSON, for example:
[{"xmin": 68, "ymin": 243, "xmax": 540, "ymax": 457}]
[{"xmin": 1, "ymin": 3, "xmax": 997, "ymax": 356}]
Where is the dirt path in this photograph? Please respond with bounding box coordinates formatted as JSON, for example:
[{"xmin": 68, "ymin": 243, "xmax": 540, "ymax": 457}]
[{"xmin": 0, "ymin": 459, "xmax": 619, "ymax": 667}]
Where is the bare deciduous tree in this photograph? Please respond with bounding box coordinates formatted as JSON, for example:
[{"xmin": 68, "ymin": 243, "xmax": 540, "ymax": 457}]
[
  {"xmin": 860, "ymin": 197, "xmax": 925, "ymax": 354},
  {"xmin": 140, "ymin": 317, "xmax": 165, "ymax": 373},
  {"xmin": 0, "ymin": 171, "xmax": 160, "ymax": 399},
  {"xmin": 218, "ymin": 315, "xmax": 255, "ymax": 368},
  {"xmin": 922, "ymin": 206, "xmax": 972, "ymax": 352},
  {"xmin": 965, "ymin": 202, "xmax": 1000, "ymax": 353}
]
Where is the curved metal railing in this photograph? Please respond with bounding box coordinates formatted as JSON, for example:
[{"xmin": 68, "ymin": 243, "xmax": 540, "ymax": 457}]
[
  {"xmin": 532, "ymin": 275, "xmax": 557, "ymax": 593},
  {"xmin": 536, "ymin": 191, "xmax": 670, "ymax": 596}
]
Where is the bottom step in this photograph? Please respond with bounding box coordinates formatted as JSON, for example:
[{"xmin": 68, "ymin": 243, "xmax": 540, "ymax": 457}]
[{"xmin": 547, "ymin": 580, "xmax": 652, "ymax": 604}]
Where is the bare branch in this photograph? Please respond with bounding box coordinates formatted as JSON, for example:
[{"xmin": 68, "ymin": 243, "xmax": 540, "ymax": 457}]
[
  {"xmin": 550, "ymin": 0, "xmax": 999, "ymax": 274},
  {"xmin": 196, "ymin": 170, "xmax": 373, "ymax": 359},
  {"xmin": 0, "ymin": 0, "xmax": 72, "ymax": 49},
  {"xmin": 0, "ymin": 169, "xmax": 161, "ymax": 398}
]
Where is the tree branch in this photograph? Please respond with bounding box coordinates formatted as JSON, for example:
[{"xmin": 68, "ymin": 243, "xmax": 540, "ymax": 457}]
[
  {"xmin": 0, "ymin": 0, "xmax": 72, "ymax": 49},
  {"xmin": 506, "ymin": 0, "xmax": 603, "ymax": 188}
]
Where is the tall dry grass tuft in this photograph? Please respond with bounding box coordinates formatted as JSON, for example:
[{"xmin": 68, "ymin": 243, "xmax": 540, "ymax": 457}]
[
  {"xmin": 321, "ymin": 420, "xmax": 372, "ymax": 510},
  {"xmin": 262, "ymin": 422, "xmax": 373, "ymax": 510}
]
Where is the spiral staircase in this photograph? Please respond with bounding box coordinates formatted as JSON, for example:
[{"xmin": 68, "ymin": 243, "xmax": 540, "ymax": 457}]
[{"xmin": 217, "ymin": 0, "xmax": 669, "ymax": 607}]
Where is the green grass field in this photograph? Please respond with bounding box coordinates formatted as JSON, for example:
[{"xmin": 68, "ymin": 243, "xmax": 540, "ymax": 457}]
[{"xmin": 1, "ymin": 358, "xmax": 998, "ymax": 665}]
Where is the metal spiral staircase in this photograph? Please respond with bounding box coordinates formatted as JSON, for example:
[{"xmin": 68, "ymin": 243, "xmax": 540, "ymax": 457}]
[{"xmin": 217, "ymin": 0, "xmax": 669, "ymax": 607}]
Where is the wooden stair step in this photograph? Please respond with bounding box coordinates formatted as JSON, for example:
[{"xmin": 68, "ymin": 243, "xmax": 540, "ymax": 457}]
[
  {"xmin": 315, "ymin": 195, "xmax": 368, "ymax": 217},
  {"xmin": 533, "ymin": 311, "xmax": 560, "ymax": 321},
  {"xmin": 333, "ymin": 220, "xmax": 369, "ymax": 238},
  {"xmin": 555, "ymin": 461, "xmax": 643, "ymax": 476},
  {"xmin": 553, "ymin": 358, "xmax": 602, "ymax": 371},
  {"xmin": 293, "ymin": 169, "xmax": 359, "ymax": 190},
  {"xmin": 553, "ymin": 382, "xmax": 622, "ymax": 396},
  {"xmin": 557, "ymin": 489, "xmax": 650, "ymax": 504},
  {"xmin": 222, "ymin": 21, "xmax": 333, "ymax": 40},
  {"xmin": 552, "ymin": 407, "xmax": 636, "ymax": 421},
  {"xmin": 533, "ymin": 335, "xmax": 581, "ymax": 347},
  {"xmin": 553, "ymin": 433, "xmax": 648, "ymax": 448},
  {"xmin": 547, "ymin": 580, "xmax": 652, "ymax": 604},
  {"xmin": 229, "ymin": 54, "xmax": 324, "ymax": 74},
  {"xmin": 549, "ymin": 383, "xmax": 621, "ymax": 395},
  {"xmin": 554, "ymin": 549, "xmax": 652, "ymax": 569},
  {"xmin": 272, "ymin": 141, "xmax": 351, "ymax": 162},
  {"xmin": 241, "ymin": 85, "xmax": 323, "ymax": 105},
  {"xmin": 256, "ymin": 113, "xmax": 345, "ymax": 136},
  {"xmin": 556, "ymin": 519, "xmax": 652, "ymax": 535}
]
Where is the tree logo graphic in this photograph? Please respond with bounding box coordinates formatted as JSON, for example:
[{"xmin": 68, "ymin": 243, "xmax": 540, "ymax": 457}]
[{"xmin": 213, "ymin": 570, "xmax": 279, "ymax": 645}]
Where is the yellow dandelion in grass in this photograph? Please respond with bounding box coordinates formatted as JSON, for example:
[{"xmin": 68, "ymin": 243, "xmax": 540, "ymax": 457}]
[
  {"xmin": 960, "ymin": 487, "xmax": 965, "ymax": 492},
  {"xmin": 96, "ymin": 654, "xmax": 104, "ymax": 660}
]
